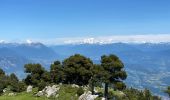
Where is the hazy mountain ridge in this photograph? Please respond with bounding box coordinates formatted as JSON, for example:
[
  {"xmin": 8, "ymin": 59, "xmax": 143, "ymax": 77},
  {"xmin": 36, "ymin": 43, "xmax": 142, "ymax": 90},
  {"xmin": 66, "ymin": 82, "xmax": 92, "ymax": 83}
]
[
  {"xmin": 0, "ymin": 42, "xmax": 58, "ymax": 59},
  {"xmin": 0, "ymin": 42, "xmax": 170, "ymax": 96},
  {"xmin": 0, "ymin": 42, "xmax": 59, "ymax": 77}
]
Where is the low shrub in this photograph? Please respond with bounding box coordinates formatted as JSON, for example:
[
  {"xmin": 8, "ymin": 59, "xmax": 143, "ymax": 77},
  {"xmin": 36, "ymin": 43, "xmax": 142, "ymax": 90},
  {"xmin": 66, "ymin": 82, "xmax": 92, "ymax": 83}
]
[{"xmin": 77, "ymin": 87, "xmax": 84, "ymax": 96}]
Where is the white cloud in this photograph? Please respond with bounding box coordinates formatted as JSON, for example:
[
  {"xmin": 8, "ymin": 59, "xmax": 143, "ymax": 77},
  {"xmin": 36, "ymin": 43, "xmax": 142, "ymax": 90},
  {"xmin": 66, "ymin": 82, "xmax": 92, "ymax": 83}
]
[
  {"xmin": 57, "ymin": 34, "xmax": 170, "ymax": 45},
  {"xmin": 1, "ymin": 34, "xmax": 170, "ymax": 45}
]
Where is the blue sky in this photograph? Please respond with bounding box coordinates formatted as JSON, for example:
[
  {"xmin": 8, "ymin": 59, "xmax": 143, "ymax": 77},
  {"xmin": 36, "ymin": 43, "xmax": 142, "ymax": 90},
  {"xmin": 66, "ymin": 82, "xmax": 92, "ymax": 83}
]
[{"xmin": 0, "ymin": 0, "xmax": 170, "ymax": 41}]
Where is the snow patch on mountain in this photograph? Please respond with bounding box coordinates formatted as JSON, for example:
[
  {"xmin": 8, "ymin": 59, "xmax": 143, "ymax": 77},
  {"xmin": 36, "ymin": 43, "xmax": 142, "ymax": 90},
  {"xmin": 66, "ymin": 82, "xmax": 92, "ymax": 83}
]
[
  {"xmin": 26, "ymin": 39, "xmax": 33, "ymax": 44},
  {"xmin": 0, "ymin": 40, "xmax": 6, "ymax": 43}
]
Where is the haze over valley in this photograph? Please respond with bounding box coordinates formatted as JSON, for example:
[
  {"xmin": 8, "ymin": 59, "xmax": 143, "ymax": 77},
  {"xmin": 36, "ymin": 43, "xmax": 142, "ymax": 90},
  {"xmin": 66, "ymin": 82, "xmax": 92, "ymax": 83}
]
[{"xmin": 0, "ymin": 40, "xmax": 170, "ymax": 97}]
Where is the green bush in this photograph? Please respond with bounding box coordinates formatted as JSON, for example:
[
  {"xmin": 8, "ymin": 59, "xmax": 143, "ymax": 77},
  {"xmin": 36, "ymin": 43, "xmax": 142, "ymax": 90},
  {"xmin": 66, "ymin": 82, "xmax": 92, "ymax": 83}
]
[
  {"xmin": 108, "ymin": 91, "xmax": 115, "ymax": 100},
  {"xmin": 77, "ymin": 87, "xmax": 84, "ymax": 96},
  {"xmin": 10, "ymin": 81, "xmax": 26, "ymax": 92},
  {"xmin": 95, "ymin": 97, "xmax": 102, "ymax": 100},
  {"xmin": 37, "ymin": 80, "xmax": 47, "ymax": 91},
  {"xmin": 0, "ymin": 83, "xmax": 4, "ymax": 95},
  {"xmin": 96, "ymin": 92, "xmax": 103, "ymax": 97}
]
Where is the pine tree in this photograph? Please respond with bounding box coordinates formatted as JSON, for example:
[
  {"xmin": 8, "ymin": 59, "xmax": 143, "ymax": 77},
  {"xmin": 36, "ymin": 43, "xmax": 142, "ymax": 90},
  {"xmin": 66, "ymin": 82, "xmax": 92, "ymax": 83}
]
[
  {"xmin": 90, "ymin": 64, "xmax": 104, "ymax": 94},
  {"xmin": 101, "ymin": 54, "xmax": 127, "ymax": 99},
  {"xmin": 62, "ymin": 54, "xmax": 93, "ymax": 85},
  {"xmin": 50, "ymin": 60, "xmax": 64, "ymax": 83},
  {"xmin": 24, "ymin": 63, "xmax": 46, "ymax": 90}
]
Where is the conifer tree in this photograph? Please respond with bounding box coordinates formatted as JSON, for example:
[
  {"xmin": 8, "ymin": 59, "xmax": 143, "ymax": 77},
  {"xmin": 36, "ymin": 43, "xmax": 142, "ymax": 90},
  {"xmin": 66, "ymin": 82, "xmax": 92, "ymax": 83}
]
[
  {"xmin": 62, "ymin": 54, "xmax": 93, "ymax": 85},
  {"xmin": 50, "ymin": 60, "xmax": 64, "ymax": 83},
  {"xmin": 101, "ymin": 54, "xmax": 127, "ymax": 99}
]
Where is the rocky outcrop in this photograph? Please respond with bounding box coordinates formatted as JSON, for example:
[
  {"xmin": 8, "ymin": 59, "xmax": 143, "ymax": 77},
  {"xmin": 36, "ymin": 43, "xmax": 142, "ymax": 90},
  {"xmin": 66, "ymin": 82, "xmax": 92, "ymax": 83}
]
[
  {"xmin": 79, "ymin": 91, "xmax": 98, "ymax": 100},
  {"xmin": 45, "ymin": 85, "xmax": 60, "ymax": 97},
  {"xmin": 36, "ymin": 85, "xmax": 60, "ymax": 98}
]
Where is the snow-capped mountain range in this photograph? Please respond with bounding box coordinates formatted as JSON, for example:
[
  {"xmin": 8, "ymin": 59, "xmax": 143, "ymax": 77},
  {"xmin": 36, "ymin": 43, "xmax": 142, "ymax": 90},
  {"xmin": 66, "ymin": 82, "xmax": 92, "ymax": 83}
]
[
  {"xmin": 1, "ymin": 34, "xmax": 170, "ymax": 45},
  {"xmin": 63, "ymin": 34, "xmax": 170, "ymax": 44}
]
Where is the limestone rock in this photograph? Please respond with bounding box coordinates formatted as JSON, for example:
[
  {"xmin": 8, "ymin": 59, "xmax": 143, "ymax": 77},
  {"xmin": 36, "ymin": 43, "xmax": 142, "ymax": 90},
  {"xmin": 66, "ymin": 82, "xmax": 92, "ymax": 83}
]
[
  {"xmin": 79, "ymin": 91, "xmax": 98, "ymax": 100},
  {"xmin": 26, "ymin": 85, "xmax": 33, "ymax": 93},
  {"xmin": 101, "ymin": 97, "xmax": 106, "ymax": 100},
  {"xmin": 36, "ymin": 91, "xmax": 44, "ymax": 97},
  {"xmin": 43, "ymin": 85, "xmax": 60, "ymax": 98},
  {"xmin": 3, "ymin": 88, "xmax": 10, "ymax": 93},
  {"xmin": 8, "ymin": 93, "xmax": 16, "ymax": 96},
  {"xmin": 3, "ymin": 88, "xmax": 7, "ymax": 93}
]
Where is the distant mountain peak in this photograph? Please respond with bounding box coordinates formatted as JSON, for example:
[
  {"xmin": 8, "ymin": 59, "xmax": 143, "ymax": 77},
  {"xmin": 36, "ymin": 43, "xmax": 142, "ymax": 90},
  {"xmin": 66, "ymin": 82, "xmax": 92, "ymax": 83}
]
[
  {"xmin": 26, "ymin": 39, "xmax": 33, "ymax": 44},
  {"xmin": 0, "ymin": 40, "xmax": 5, "ymax": 43}
]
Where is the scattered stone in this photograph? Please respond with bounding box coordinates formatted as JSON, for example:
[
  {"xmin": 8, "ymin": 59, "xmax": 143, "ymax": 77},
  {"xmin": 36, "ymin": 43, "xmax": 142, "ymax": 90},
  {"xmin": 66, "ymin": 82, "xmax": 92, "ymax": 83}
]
[
  {"xmin": 101, "ymin": 97, "xmax": 106, "ymax": 100},
  {"xmin": 8, "ymin": 93, "xmax": 16, "ymax": 96},
  {"xmin": 82, "ymin": 85, "xmax": 89, "ymax": 91},
  {"xmin": 56, "ymin": 94, "xmax": 59, "ymax": 98},
  {"xmin": 36, "ymin": 91, "xmax": 44, "ymax": 97},
  {"xmin": 94, "ymin": 88, "xmax": 98, "ymax": 93},
  {"xmin": 79, "ymin": 91, "xmax": 98, "ymax": 100},
  {"xmin": 3, "ymin": 88, "xmax": 10, "ymax": 93},
  {"xmin": 3, "ymin": 88, "xmax": 7, "ymax": 93},
  {"xmin": 42, "ymin": 85, "xmax": 60, "ymax": 98},
  {"xmin": 26, "ymin": 85, "xmax": 33, "ymax": 93}
]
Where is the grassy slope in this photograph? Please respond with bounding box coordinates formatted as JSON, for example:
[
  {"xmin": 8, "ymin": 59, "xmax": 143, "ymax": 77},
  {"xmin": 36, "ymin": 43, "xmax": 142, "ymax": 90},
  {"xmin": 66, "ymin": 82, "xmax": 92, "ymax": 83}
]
[
  {"xmin": 0, "ymin": 85, "xmax": 124, "ymax": 100},
  {"xmin": 0, "ymin": 92, "xmax": 47, "ymax": 100},
  {"xmin": 0, "ymin": 84, "xmax": 79, "ymax": 100}
]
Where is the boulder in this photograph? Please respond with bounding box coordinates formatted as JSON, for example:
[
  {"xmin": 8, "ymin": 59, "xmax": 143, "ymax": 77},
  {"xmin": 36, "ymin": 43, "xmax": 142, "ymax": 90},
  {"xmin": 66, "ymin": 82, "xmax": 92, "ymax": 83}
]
[
  {"xmin": 3, "ymin": 88, "xmax": 10, "ymax": 93},
  {"xmin": 36, "ymin": 91, "xmax": 44, "ymax": 97},
  {"xmin": 79, "ymin": 91, "xmax": 98, "ymax": 100},
  {"xmin": 3, "ymin": 88, "xmax": 7, "ymax": 93},
  {"xmin": 43, "ymin": 85, "xmax": 60, "ymax": 98},
  {"xmin": 26, "ymin": 85, "xmax": 33, "ymax": 93}
]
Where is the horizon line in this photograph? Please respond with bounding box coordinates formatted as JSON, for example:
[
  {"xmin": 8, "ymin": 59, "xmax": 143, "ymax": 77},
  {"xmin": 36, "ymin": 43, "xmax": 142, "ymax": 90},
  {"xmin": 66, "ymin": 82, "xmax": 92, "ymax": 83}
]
[{"xmin": 1, "ymin": 34, "xmax": 170, "ymax": 45}]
